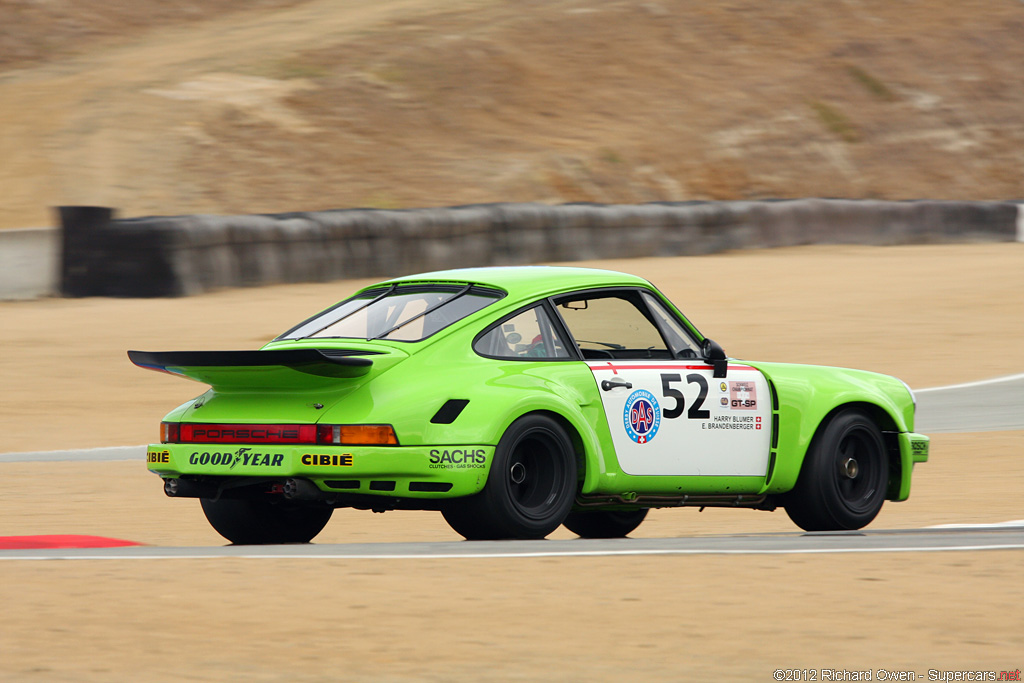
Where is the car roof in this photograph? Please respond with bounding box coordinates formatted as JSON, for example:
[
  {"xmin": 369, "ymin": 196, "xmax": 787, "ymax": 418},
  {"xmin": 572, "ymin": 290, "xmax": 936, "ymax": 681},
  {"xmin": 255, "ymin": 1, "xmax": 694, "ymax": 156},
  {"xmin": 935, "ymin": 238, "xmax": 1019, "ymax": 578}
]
[{"xmin": 375, "ymin": 266, "xmax": 654, "ymax": 301}]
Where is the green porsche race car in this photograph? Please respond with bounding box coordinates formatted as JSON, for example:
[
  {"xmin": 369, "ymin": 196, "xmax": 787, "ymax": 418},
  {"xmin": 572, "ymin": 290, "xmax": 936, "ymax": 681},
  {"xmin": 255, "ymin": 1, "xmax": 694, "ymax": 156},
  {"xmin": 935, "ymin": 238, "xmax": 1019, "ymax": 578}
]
[{"xmin": 130, "ymin": 266, "xmax": 929, "ymax": 544}]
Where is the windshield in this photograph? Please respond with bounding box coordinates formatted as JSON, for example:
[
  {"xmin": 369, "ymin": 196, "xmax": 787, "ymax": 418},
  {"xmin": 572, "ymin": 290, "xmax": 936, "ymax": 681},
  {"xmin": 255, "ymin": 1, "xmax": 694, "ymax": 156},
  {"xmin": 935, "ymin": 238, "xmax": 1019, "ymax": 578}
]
[{"xmin": 278, "ymin": 284, "xmax": 503, "ymax": 342}]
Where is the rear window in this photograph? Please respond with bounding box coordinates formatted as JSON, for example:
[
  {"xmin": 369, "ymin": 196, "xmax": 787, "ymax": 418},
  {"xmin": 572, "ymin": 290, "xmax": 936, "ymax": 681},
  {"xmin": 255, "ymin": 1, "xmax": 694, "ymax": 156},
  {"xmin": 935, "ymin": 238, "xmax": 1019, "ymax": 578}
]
[
  {"xmin": 277, "ymin": 284, "xmax": 504, "ymax": 342},
  {"xmin": 474, "ymin": 305, "xmax": 574, "ymax": 360}
]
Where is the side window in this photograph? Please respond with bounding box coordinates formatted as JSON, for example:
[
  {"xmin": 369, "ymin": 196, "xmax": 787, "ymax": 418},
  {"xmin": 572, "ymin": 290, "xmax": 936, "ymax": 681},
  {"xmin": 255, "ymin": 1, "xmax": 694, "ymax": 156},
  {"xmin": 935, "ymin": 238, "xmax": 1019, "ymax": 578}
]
[
  {"xmin": 641, "ymin": 292, "xmax": 703, "ymax": 359},
  {"xmin": 554, "ymin": 291, "xmax": 671, "ymax": 359},
  {"xmin": 474, "ymin": 306, "xmax": 573, "ymax": 360}
]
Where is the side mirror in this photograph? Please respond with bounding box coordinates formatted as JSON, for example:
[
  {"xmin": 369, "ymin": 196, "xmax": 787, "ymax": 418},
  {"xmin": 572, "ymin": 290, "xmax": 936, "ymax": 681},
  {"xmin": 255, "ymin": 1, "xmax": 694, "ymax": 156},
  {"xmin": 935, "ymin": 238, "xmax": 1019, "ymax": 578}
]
[{"xmin": 702, "ymin": 338, "xmax": 728, "ymax": 379}]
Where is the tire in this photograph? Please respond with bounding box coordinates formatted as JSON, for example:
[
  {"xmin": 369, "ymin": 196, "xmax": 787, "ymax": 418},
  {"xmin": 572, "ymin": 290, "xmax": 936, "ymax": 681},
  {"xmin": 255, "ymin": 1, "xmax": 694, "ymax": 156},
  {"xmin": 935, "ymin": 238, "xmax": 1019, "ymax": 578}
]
[
  {"xmin": 784, "ymin": 409, "xmax": 889, "ymax": 531},
  {"xmin": 200, "ymin": 497, "xmax": 333, "ymax": 545},
  {"xmin": 563, "ymin": 508, "xmax": 648, "ymax": 538},
  {"xmin": 443, "ymin": 414, "xmax": 577, "ymax": 540}
]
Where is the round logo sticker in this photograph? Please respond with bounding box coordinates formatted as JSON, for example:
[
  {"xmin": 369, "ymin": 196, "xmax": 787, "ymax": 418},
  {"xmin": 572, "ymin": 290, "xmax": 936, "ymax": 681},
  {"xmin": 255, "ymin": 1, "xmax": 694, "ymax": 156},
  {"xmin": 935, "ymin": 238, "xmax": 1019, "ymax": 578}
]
[{"xmin": 623, "ymin": 389, "xmax": 661, "ymax": 444}]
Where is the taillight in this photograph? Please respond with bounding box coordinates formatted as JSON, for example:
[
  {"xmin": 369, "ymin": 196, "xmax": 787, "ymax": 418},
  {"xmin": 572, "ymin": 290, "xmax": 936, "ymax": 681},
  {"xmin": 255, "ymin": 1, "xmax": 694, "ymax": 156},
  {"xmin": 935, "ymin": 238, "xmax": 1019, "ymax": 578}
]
[
  {"xmin": 159, "ymin": 422, "xmax": 398, "ymax": 445},
  {"xmin": 176, "ymin": 424, "xmax": 317, "ymax": 444},
  {"xmin": 316, "ymin": 424, "xmax": 399, "ymax": 445},
  {"xmin": 161, "ymin": 422, "xmax": 180, "ymax": 443}
]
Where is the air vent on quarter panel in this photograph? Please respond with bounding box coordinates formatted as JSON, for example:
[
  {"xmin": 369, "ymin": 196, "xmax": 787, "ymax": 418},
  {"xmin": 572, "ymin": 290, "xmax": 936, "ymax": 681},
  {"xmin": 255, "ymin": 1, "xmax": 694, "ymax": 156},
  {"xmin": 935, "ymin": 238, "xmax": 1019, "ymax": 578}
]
[{"xmin": 430, "ymin": 399, "xmax": 470, "ymax": 425}]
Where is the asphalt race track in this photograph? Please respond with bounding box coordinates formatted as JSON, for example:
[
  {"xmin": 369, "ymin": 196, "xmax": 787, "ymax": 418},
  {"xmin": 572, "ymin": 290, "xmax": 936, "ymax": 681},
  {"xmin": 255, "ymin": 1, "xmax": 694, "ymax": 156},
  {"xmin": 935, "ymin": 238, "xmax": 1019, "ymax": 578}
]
[
  {"xmin": 915, "ymin": 373, "xmax": 1024, "ymax": 433},
  {"xmin": 2, "ymin": 374, "xmax": 1022, "ymax": 561},
  {"xmin": 1, "ymin": 526, "xmax": 1023, "ymax": 561}
]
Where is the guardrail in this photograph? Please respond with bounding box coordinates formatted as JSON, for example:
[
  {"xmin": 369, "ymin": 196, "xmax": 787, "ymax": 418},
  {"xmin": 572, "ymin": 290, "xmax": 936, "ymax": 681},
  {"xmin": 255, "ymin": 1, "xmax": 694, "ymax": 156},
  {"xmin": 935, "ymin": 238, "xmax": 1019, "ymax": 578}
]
[
  {"xmin": 2, "ymin": 199, "xmax": 1020, "ymax": 299},
  {"xmin": 0, "ymin": 227, "xmax": 59, "ymax": 299}
]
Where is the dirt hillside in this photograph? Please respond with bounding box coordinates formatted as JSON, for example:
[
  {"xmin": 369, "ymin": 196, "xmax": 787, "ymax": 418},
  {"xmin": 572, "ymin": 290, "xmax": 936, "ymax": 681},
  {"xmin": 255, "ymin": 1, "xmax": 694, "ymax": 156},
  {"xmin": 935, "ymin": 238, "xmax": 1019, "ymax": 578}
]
[{"xmin": 2, "ymin": 0, "xmax": 1023, "ymax": 230}]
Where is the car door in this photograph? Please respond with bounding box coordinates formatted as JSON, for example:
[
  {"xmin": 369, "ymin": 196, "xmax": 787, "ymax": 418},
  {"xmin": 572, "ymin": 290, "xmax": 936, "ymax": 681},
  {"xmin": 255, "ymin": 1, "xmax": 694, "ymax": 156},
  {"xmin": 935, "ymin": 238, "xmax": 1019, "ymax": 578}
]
[{"xmin": 551, "ymin": 288, "xmax": 772, "ymax": 477}]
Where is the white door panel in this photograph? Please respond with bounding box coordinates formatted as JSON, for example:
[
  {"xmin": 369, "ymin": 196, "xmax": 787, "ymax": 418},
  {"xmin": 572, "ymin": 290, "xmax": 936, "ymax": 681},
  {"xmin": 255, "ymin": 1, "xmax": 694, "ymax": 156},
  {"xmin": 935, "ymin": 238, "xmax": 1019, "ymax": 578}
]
[{"xmin": 588, "ymin": 361, "xmax": 772, "ymax": 477}]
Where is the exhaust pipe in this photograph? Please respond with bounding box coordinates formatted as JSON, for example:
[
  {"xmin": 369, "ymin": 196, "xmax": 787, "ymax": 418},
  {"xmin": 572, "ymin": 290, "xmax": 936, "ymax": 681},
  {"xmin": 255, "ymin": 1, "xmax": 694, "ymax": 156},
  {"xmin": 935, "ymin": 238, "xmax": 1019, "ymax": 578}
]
[
  {"xmin": 282, "ymin": 478, "xmax": 323, "ymax": 501},
  {"xmin": 164, "ymin": 476, "xmax": 328, "ymax": 501},
  {"xmin": 164, "ymin": 477, "xmax": 219, "ymax": 498}
]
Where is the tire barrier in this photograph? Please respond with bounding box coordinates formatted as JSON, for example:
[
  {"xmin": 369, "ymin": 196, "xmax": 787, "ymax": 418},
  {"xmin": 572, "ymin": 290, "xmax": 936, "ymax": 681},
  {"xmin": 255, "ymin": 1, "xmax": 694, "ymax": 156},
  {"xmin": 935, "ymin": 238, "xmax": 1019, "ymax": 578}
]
[{"xmin": 57, "ymin": 199, "xmax": 1021, "ymax": 297}]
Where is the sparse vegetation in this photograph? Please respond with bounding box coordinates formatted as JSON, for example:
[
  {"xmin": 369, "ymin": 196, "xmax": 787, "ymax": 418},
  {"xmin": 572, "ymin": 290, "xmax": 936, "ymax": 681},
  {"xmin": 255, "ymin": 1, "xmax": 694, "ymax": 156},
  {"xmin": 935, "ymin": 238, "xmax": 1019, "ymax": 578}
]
[
  {"xmin": 846, "ymin": 64, "xmax": 897, "ymax": 101},
  {"xmin": 809, "ymin": 100, "xmax": 860, "ymax": 143},
  {"xmin": 599, "ymin": 149, "xmax": 624, "ymax": 165},
  {"xmin": 274, "ymin": 58, "xmax": 332, "ymax": 81}
]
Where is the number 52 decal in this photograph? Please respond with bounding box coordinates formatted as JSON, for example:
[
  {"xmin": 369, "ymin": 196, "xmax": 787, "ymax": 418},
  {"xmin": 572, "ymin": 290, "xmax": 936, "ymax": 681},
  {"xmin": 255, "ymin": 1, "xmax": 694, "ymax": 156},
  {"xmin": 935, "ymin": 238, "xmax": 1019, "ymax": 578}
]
[{"xmin": 659, "ymin": 373, "xmax": 710, "ymax": 420}]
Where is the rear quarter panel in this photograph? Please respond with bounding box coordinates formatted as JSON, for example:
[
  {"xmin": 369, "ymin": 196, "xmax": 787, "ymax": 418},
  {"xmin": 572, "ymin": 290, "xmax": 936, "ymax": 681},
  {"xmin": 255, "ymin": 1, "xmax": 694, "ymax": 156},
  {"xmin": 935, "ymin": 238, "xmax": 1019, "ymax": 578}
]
[{"xmin": 314, "ymin": 331, "xmax": 608, "ymax": 460}]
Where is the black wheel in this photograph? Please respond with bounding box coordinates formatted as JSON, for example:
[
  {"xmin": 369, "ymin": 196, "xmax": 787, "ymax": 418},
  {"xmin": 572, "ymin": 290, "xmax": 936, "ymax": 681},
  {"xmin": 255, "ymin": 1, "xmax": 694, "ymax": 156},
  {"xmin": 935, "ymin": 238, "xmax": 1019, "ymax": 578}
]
[
  {"xmin": 443, "ymin": 414, "xmax": 577, "ymax": 540},
  {"xmin": 784, "ymin": 409, "xmax": 889, "ymax": 531},
  {"xmin": 563, "ymin": 508, "xmax": 648, "ymax": 538},
  {"xmin": 200, "ymin": 497, "xmax": 333, "ymax": 544}
]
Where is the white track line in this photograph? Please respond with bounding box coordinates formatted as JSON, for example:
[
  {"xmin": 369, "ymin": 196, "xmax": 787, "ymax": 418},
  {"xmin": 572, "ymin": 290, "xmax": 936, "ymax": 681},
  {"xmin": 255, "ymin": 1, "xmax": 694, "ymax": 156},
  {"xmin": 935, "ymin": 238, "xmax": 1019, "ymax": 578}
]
[
  {"xmin": 915, "ymin": 373, "xmax": 1024, "ymax": 393},
  {"xmin": 0, "ymin": 445, "xmax": 144, "ymax": 462},
  {"xmin": 3, "ymin": 544, "xmax": 1024, "ymax": 561},
  {"xmin": 928, "ymin": 520, "xmax": 1024, "ymax": 529}
]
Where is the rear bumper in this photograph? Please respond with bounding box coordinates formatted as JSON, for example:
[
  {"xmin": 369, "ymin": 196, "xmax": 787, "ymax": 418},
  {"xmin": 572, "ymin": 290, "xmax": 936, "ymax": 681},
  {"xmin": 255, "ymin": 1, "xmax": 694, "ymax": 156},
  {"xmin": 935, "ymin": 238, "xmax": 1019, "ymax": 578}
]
[{"xmin": 146, "ymin": 443, "xmax": 494, "ymax": 499}]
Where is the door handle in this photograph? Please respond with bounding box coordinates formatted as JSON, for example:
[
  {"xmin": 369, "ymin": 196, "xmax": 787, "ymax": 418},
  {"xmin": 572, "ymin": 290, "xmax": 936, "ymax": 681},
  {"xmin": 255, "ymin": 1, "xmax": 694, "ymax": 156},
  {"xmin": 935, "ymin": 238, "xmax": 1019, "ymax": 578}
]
[{"xmin": 601, "ymin": 378, "xmax": 633, "ymax": 391}]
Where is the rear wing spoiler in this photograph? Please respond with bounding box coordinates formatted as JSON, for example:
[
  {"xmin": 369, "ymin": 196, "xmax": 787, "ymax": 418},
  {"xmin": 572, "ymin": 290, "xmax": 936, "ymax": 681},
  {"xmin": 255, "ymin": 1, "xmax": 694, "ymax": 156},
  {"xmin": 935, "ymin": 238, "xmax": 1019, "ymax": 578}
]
[{"xmin": 127, "ymin": 349, "xmax": 374, "ymax": 389}]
